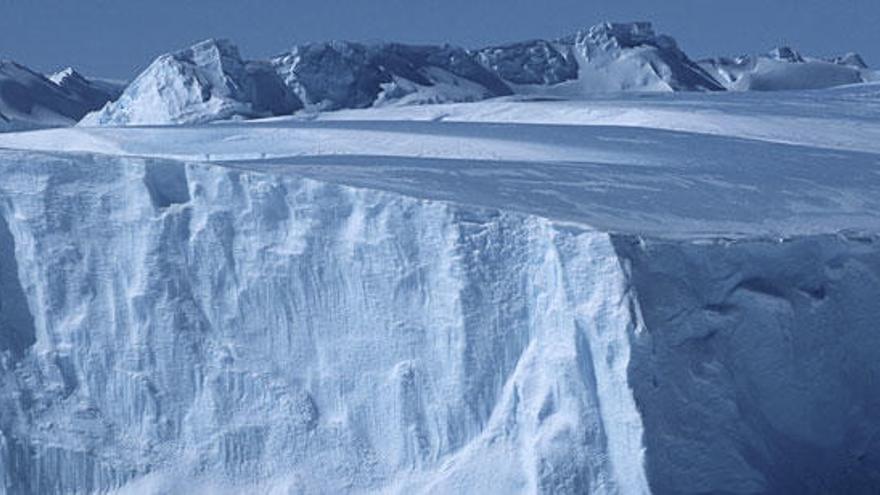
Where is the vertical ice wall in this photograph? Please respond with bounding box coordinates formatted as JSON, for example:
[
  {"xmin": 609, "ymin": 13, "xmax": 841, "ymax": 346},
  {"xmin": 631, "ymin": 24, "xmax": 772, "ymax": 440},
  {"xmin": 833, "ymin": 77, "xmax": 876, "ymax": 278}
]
[
  {"xmin": 615, "ymin": 234, "xmax": 880, "ymax": 493},
  {"xmin": 0, "ymin": 151, "xmax": 648, "ymax": 494}
]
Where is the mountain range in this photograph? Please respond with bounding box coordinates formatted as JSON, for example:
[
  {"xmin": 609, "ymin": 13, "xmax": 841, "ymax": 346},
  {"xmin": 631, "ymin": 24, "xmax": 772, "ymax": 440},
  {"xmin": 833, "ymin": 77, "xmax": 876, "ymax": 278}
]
[{"xmin": 2, "ymin": 21, "xmax": 877, "ymax": 129}]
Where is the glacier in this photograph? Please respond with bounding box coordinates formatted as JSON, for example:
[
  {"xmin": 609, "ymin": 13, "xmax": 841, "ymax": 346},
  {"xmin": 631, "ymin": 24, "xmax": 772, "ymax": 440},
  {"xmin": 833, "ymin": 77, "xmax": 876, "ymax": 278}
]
[{"xmin": 1, "ymin": 85, "xmax": 880, "ymax": 494}]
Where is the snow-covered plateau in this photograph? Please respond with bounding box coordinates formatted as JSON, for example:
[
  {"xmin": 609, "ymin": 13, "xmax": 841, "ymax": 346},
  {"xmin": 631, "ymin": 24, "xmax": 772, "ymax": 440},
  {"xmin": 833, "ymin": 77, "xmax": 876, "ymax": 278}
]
[{"xmin": 1, "ymin": 65, "xmax": 880, "ymax": 494}]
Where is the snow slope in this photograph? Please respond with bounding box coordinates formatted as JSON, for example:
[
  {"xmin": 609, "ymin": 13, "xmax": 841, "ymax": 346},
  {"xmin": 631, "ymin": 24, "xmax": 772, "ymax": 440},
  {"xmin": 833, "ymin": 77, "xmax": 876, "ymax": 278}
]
[
  {"xmin": 0, "ymin": 61, "xmax": 118, "ymax": 131},
  {"xmin": 0, "ymin": 90, "xmax": 879, "ymax": 493}
]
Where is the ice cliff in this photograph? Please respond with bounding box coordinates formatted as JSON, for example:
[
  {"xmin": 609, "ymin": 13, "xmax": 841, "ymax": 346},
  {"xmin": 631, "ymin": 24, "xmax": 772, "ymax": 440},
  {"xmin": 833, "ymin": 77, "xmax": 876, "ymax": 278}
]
[{"xmin": 0, "ymin": 151, "xmax": 650, "ymax": 494}]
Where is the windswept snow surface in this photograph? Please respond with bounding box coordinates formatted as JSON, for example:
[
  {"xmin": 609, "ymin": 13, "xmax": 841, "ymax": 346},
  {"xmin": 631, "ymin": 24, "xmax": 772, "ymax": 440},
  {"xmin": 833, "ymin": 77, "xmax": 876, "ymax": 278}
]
[{"xmin": 0, "ymin": 90, "xmax": 879, "ymax": 493}]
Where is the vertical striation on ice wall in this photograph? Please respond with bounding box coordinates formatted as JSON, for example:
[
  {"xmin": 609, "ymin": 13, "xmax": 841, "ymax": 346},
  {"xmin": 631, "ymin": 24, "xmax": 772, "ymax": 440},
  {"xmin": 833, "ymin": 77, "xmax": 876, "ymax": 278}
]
[{"xmin": 0, "ymin": 151, "xmax": 649, "ymax": 494}]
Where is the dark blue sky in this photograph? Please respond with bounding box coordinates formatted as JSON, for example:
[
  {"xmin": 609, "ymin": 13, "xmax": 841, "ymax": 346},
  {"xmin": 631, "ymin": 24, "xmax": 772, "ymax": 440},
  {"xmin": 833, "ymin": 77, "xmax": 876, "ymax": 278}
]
[{"xmin": 2, "ymin": 0, "xmax": 878, "ymax": 79}]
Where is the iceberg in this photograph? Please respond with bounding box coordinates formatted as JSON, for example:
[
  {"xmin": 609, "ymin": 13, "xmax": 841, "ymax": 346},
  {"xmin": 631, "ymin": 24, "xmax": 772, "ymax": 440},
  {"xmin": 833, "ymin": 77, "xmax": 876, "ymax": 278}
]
[{"xmin": 1, "ymin": 86, "xmax": 879, "ymax": 493}]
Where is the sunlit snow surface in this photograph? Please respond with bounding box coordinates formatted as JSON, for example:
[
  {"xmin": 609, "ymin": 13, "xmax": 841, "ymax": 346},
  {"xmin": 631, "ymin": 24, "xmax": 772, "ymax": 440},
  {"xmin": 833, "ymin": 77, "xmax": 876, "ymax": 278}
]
[{"xmin": 0, "ymin": 89, "xmax": 879, "ymax": 494}]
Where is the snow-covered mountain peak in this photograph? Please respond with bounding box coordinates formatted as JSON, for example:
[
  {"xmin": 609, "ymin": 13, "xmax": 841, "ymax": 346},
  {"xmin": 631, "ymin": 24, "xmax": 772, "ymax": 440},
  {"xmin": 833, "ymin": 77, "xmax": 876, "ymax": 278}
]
[
  {"xmin": 272, "ymin": 40, "xmax": 381, "ymax": 110},
  {"xmin": 768, "ymin": 46, "xmax": 806, "ymax": 63},
  {"xmin": 68, "ymin": 22, "xmax": 878, "ymax": 127},
  {"xmin": 152, "ymin": 38, "xmax": 248, "ymax": 101},
  {"xmin": 547, "ymin": 21, "xmax": 724, "ymax": 92},
  {"xmin": 0, "ymin": 61, "xmax": 119, "ymax": 131},
  {"xmin": 272, "ymin": 40, "xmax": 511, "ymax": 111},
  {"xmin": 555, "ymin": 21, "xmax": 680, "ymax": 57},
  {"xmin": 175, "ymin": 38, "xmax": 244, "ymax": 75},
  {"xmin": 579, "ymin": 21, "xmax": 664, "ymax": 49},
  {"xmin": 48, "ymin": 67, "xmax": 83, "ymax": 85},
  {"xmin": 700, "ymin": 45, "xmax": 876, "ymax": 91},
  {"xmin": 80, "ymin": 38, "xmax": 302, "ymax": 126},
  {"xmin": 47, "ymin": 66, "xmax": 123, "ymax": 106}
]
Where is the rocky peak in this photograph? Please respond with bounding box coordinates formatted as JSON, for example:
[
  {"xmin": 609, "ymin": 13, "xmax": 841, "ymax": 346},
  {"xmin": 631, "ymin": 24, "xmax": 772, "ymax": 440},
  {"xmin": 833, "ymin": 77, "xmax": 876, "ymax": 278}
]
[{"xmin": 768, "ymin": 46, "xmax": 805, "ymax": 63}]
